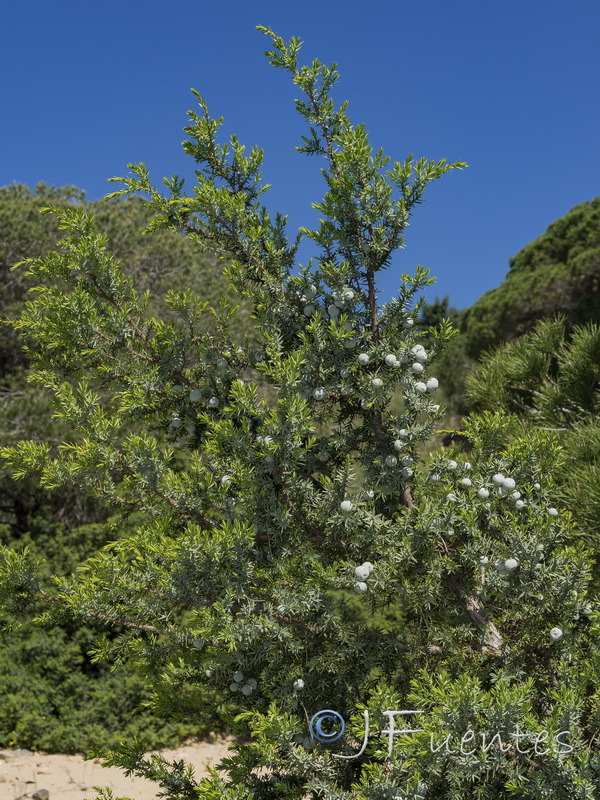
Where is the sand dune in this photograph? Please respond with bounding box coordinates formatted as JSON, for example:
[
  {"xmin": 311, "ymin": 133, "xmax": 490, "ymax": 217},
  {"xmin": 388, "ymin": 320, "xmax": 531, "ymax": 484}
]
[{"xmin": 0, "ymin": 736, "xmax": 236, "ymax": 800}]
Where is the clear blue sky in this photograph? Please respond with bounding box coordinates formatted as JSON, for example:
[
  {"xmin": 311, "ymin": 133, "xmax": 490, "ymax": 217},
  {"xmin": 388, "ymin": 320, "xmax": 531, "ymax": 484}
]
[{"xmin": 2, "ymin": 0, "xmax": 599, "ymax": 309}]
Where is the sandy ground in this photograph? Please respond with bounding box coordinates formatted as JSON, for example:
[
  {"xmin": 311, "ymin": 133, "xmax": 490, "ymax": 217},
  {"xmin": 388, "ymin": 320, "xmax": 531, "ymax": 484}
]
[{"xmin": 0, "ymin": 736, "xmax": 237, "ymax": 800}]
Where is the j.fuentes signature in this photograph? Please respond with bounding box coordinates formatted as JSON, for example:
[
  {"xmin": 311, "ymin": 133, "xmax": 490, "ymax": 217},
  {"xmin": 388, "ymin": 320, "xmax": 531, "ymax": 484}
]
[{"xmin": 309, "ymin": 710, "xmax": 572, "ymax": 758}]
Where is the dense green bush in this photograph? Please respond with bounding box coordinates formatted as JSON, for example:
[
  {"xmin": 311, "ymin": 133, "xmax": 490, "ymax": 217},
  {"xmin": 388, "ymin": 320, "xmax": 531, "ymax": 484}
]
[
  {"xmin": 0, "ymin": 183, "xmax": 247, "ymax": 752},
  {"xmin": 460, "ymin": 198, "xmax": 600, "ymax": 359},
  {"xmin": 466, "ymin": 315, "xmax": 600, "ymax": 543},
  {"xmin": 419, "ymin": 199, "xmax": 600, "ymax": 420}
]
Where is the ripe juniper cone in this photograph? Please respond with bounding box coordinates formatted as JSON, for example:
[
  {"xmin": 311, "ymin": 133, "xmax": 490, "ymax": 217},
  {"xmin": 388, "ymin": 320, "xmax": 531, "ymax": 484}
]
[{"xmin": 1, "ymin": 26, "xmax": 598, "ymax": 800}]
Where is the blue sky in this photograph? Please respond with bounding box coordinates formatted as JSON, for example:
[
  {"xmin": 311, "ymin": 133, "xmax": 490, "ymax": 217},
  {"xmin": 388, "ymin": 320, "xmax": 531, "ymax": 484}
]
[{"xmin": 2, "ymin": 0, "xmax": 599, "ymax": 309}]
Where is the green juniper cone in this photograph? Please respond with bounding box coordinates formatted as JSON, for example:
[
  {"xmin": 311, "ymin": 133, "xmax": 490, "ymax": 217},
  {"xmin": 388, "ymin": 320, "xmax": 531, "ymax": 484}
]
[{"xmin": 1, "ymin": 26, "xmax": 599, "ymax": 800}]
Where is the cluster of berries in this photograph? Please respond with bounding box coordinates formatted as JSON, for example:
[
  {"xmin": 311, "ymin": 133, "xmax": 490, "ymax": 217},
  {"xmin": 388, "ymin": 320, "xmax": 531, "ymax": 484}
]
[
  {"xmin": 230, "ymin": 671, "xmax": 257, "ymax": 696},
  {"xmin": 312, "ymin": 344, "xmax": 439, "ymax": 402},
  {"xmin": 354, "ymin": 561, "xmax": 374, "ymax": 593}
]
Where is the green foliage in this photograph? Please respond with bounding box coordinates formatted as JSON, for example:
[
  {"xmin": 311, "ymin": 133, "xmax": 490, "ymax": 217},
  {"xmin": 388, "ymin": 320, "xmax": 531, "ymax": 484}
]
[
  {"xmin": 0, "ymin": 183, "xmax": 84, "ymax": 374},
  {"xmin": 466, "ymin": 316, "xmax": 600, "ymax": 542},
  {"xmin": 0, "ymin": 182, "xmax": 255, "ymax": 377},
  {"xmin": 418, "ymin": 199, "xmax": 600, "ymax": 419},
  {"xmin": 1, "ymin": 26, "xmax": 597, "ymax": 800},
  {"xmin": 461, "ymin": 198, "xmax": 600, "ymax": 359},
  {"xmin": 0, "ymin": 183, "xmax": 249, "ymax": 753},
  {"xmin": 417, "ymin": 297, "xmax": 473, "ymax": 417},
  {"xmin": 0, "ymin": 511, "xmax": 219, "ymax": 752}
]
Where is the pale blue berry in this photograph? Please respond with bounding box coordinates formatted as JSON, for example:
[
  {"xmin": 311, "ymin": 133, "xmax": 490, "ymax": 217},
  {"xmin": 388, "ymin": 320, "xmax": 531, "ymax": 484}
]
[{"xmin": 411, "ymin": 346, "xmax": 427, "ymax": 363}]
